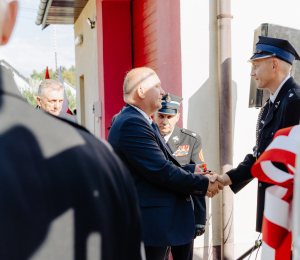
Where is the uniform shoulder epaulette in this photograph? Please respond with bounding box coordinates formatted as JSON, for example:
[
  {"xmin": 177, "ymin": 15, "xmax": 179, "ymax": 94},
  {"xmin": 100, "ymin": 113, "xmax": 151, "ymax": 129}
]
[
  {"xmin": 290, "ymin": 84, "xmax": 300, "ymax": 99},
  {"xmin": 180, "ymin": 128, "xmax": 198, "ymax": 139}
]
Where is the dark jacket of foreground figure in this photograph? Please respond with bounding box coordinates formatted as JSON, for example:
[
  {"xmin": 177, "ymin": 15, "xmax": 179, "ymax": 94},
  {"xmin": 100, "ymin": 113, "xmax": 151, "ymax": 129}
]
[
  {"xmin": 0, "ymin": 66, "xmax": 143, "ymax": 260},
  {"xmin": 107, "ymin": 104, "xmax": 209, "ymax": 247},
  {"xmin": 227, "ymin": 77, "xmax": 300, "ymax": 232}
]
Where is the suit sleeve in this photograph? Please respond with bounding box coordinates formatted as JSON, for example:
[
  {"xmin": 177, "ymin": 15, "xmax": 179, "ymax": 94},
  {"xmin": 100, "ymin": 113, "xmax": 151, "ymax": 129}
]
[
  {"xmin": 181, "ymin": 164, "xmax": 196, "ymax": 172},
  {"xmin": 190, "ymin": 136, "xmax": 204, "ymax": 165},
  {"xmin": 119, "ymin": 119, "xmax": 209, "ymax": 197},
  {"xmin": 227, "ymin": 154, "xmax": 256, "ymax": 193},
  {"xmin": 282, "ymin": 99, "xmax": 300, "ymax": 127}
]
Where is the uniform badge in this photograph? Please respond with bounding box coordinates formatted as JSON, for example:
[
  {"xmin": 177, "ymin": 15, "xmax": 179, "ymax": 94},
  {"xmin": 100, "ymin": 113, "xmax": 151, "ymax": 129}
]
[
  {"xmin": 289, "ymin": 93, "xmax": 294, "ymax": 98},
  {"xmin": 199, "ymin": 149, "xmax": 205, "ymax": 162},
  {"xmin": 192, "ymin": 133, "xmax": 196, "ymax": 136},
  {"xmin": 172, "ymin": 136, "xmax": 179, "ymax": 142},
  {"xmin": 166, "ymin": 94, "xmax": 171, "ymax": 103},
  {"xmin": 173, "ymin": 145, "xmax": 189, "ymax": 157}
]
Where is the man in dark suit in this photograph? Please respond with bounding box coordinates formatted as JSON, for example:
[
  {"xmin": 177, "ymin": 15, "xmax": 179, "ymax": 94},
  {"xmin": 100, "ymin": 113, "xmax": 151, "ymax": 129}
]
[
  {"xmin": 153, "ymin": 93, "xmax": 206, "ymax": 260},
  {"xmin": 108, "ymin": 67, "xmax": 223, "ymax": 260},
  {"xmin": 218, "ymin": 36, "xmax": 300, "ymax": 233},
  {"xmin": 0, "ymin": 3, "xmax": 143, "ymax": 259}
]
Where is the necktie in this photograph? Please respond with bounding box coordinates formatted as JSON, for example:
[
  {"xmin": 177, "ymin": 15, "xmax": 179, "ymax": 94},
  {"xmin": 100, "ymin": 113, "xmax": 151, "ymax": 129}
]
[
  {"xmin": 151, "ymin": 122, "xmax": 174, "ymax": 157},
  {"xmin": 255, "ymin": 100, "xmax": 273, "ymax": 157}
]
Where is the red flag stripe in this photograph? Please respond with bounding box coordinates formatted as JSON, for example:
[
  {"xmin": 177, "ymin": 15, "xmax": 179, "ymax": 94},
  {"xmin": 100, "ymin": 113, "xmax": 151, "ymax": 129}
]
[{"xmin": 262, "ymin": 215, "xmax": 289, "ymax": 249}]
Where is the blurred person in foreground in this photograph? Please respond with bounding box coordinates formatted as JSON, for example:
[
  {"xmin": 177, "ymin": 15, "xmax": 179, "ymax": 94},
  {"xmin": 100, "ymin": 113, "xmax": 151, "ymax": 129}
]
[
  {"xmin": 153, "ymin": 93, "xmax": 207, "ymax": 260},
  {"xmin": 37, "ymin": 79, "xmax": 78, "ymax": 124},
  {"xmin": 108, "ymin": 67, "xmax": 223, "ymax": 260},
  {"xmin": 217, "ymin": 36, "xmax": 300, "ymax": 233},
  {"xmin": 0, "ymin": 1, "xmax": 143, "ymax": 259}
]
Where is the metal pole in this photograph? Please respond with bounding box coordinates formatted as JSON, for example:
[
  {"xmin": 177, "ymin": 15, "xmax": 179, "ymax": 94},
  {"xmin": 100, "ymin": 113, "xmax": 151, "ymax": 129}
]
[
  {"xmin": 54, "ymin": 24, "xmax": 58, "ymax": 79},
  {"xmin": 217, "ymin": 0, "xmax": 234, "ymax": 259}
]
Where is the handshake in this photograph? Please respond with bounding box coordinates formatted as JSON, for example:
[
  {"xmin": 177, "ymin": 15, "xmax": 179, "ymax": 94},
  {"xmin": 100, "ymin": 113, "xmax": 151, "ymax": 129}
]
[{"xmin": 194, "ymin": 164, "xmax": 225, "ymax": 198}]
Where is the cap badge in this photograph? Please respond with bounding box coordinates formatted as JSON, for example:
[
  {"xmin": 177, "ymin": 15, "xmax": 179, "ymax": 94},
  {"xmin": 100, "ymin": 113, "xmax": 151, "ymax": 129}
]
[
  {"xmin": 166, "ymin": 94, "xmax": 171, "ymax": 103},
  {"xmin": 173, "ymin": 136, "xmax": 179, "ymax": 142}
]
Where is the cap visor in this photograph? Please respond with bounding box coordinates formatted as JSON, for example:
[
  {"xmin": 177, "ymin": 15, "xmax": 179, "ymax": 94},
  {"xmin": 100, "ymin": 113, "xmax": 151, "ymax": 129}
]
[{"xmin": 248, "ymin": 53, "xmax": 276, "ymax": 63}]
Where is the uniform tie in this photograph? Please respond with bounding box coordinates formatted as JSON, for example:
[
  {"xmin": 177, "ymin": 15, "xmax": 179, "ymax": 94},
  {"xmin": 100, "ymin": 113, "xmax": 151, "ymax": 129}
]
[
  {"xmin": 151, "ymin": 122, "xmax": 174, "ymax": 157},
  {"xmin": 255, "ymin": 100, "xmax": 273, "ymax": 157}
]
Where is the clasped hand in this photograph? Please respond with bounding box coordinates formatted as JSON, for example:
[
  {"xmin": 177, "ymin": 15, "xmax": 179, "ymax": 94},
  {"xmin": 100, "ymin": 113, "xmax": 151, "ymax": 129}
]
[{"xmin": 195, "ymin": 163, "xmax": 225, "ymax": 198}]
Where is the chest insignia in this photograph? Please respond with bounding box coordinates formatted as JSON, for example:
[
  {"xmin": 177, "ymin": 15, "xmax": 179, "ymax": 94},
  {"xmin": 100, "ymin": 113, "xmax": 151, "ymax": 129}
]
[
  {"xmin": 172, "ymin": 136, "xmax": 179, "ymax": 142},
  {"xmin": 173, "ymin": 145, "xmax": 189, "ymax": 157},
  {"xmin": 192, "ymin": 133, "xmax": 196, "ymax": 136},
  {"xmin": 289, "ymin": 93, "xmax": 294, "ymax": 98}
]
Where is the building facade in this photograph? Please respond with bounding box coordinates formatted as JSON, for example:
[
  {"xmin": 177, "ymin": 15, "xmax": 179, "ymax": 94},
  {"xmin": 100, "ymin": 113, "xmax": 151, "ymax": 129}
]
[{"xmin": 36, "ymin": 0, "xmax": 300, "ymax": 259}]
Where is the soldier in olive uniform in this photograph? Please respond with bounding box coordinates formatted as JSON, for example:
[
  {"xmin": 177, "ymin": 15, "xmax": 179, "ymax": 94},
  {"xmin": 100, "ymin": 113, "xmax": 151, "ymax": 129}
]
[
  {"xmin": 219, "ymin": 37, "xmax": 300, "ymax": 233},
  {"xmin": 153, "ymin": 93, "xmax": 206, "ymax": 260}
]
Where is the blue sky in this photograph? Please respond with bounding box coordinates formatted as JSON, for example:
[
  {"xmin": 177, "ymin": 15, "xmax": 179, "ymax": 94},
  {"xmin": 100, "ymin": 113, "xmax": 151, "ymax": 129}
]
[{"xmin": 0, "ymin": 0, "xmax": 75, "ymax": 78}]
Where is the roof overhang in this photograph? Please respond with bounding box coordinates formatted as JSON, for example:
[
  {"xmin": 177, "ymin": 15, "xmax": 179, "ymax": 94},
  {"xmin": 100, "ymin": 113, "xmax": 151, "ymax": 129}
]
[{"xmin": 35, "ymin": 0, "xmax": 88, "ymax": 29}]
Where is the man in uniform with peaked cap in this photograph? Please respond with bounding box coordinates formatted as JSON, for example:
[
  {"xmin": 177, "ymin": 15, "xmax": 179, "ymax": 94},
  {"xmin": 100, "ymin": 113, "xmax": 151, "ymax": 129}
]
[
  {"xmin": 0, "ymin": 1, "xmax": 143, "ymax": 259},
  {"xmin": 218, "ymin": 36, "xmax": 300, "ymax": 232},
  {"xmin": 153, "ymin": 93, "xmax": 206, "ymax": 260}
]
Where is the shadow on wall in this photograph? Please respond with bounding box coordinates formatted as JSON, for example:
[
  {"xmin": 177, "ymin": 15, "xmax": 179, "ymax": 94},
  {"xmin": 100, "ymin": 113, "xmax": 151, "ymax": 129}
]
[
  {"xmin": 187, "ymin": 77, "xmax": 237, "ymax": 260},
  {"xmin": 185, "ymin": 1, "xmax": 238, "ymax": 259}
]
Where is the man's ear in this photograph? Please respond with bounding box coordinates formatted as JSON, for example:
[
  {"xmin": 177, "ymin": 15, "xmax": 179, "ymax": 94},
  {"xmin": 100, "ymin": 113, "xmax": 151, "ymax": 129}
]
[
  {"xmin": 176, "ymin": 113, "xmax": 180, "ymax": 122},
  {"xmin": 0, "ymin": 1, "xmax": 18, "ymax": 46},
  {"xmin": 137, "ymin": 86, "xmax": 145, "ymax": 99},
  {"xmin": 272, "ymin": 59, "xmax": 280, "ymax": 72},
  {"xmin": 36, "ymin": 96, "xmax": 42, "ymax": 107}
]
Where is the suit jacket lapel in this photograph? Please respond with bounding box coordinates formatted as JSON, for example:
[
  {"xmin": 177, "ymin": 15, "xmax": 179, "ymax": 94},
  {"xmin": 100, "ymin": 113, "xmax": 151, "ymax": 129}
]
[{"xmin": 263, "ymin": 77, "xmax": 296, "ymax": 129}]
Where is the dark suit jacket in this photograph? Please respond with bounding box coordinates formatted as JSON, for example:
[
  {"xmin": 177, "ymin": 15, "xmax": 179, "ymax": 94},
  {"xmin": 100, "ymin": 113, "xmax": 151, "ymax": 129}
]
[
  {"xmin": 0, "ymin": 67, "xmax": 143, "ymax": 260},
  {"xmin": 167, "ymin": 125, "xmax": 206, "ymax": 225},
  {"xmin": 227, "ymin": 76, "xmax": 300, "ymax": 232},
  {"xmin": 107, "ymin": 104, "xmax": 209, "ymax": 247},
  {"xmin": 59, "ymin": 111, "xmax": 78, "ymax": 124}
]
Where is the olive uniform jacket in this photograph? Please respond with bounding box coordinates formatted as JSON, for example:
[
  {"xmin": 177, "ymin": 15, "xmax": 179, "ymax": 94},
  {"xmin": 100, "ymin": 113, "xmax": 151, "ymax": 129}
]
[
  {"xmin": 167, "ymin": 125, "xmax": 206, "ymax": 225},
  {"xmin": 227, "ymin": 76, "xmax": 300, "ymax": 232},
  {"xmin": 0, "ymin": 66, "xmax": 143, "ymax": 259}
]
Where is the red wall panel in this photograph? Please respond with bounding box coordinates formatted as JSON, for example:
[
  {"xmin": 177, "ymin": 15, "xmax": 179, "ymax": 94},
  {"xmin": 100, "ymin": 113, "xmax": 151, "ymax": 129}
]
[
  {"xmin": 97, "ymin": 0, "xmax": 132, "ymax": 139},
  {"xmin": 132, "ymin": 0, "xmax": 157, "ymax": 73}
]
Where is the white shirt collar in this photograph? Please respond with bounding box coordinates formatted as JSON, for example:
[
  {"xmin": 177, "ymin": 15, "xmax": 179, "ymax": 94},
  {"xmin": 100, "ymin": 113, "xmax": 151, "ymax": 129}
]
[
  {"xmin": 164, "ymin": 129, "xmax": 175, "ymax": 143},
  {"xmin": 129, "ymin": 104, "xmax": 153, "ymax": 125},
  {"xmin": 270, "ymin": 75, "xmax": 290, "ymax": 103}
]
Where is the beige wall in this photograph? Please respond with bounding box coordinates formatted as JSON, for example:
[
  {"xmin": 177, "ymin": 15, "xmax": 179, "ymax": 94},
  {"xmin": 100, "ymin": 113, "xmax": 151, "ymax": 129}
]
[
  {"xmin": 180, "ymin": 0, "xmax": 223, "ymax": 258},
  {"xmin": 74, "ymin": 0, "xmax": 100, "ymax": 138},
  {"xmin": 180, "ymin": 0, "xmax": 300, "ymax": 259}
]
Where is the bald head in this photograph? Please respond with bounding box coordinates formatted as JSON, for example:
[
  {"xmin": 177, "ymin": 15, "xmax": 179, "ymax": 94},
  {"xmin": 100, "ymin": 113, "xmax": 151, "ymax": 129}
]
[
  {"xmin": 123, "ymin": 67, "xmax": 157, "ymax": 102},
  {"xmin": 123, "ymin": 67, "xmax": 165, "ymax": 117}
]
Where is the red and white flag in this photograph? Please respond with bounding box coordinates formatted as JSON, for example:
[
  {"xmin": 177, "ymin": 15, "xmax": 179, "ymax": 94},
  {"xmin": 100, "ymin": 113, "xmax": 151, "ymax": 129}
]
[
  {"xmin": 251, "ymin": 125, "xmax": 300, "ymax": 260},
  {"xmin": 45, "ymin": 66, "xmax": 50, "ymax": 79},
  {"xmin": 58, "ymin": 66, "xmax": 71, "ymax": 114}
]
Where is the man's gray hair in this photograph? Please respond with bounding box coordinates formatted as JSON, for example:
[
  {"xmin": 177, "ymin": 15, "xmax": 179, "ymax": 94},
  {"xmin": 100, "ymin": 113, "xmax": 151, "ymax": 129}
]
[{"xmin": 38, "ymin": 79, "xmax": 64, "ymax": 98}]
